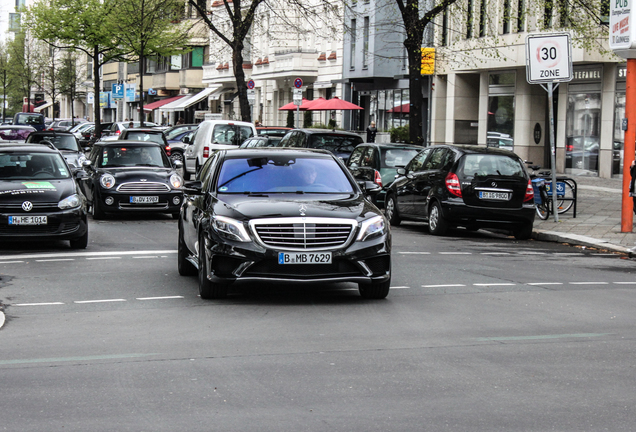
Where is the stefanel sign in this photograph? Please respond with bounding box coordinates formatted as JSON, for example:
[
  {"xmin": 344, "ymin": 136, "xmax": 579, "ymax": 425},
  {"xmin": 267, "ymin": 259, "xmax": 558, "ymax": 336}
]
[{"xmin": 610, "ymin": 0, "xmax": 636, "ymax": 57}]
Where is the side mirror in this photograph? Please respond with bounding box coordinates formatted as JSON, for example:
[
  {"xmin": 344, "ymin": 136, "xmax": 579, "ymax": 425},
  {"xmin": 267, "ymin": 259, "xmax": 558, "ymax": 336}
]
[
  {"xmin": 357, "ymin": 180, "xmax": 382, "ymax": 196},
  {"xmin": 82, "ymin": 159, "xmax": 92, "ymax": 167},
  {"xmin": 173, "ymin": 160, "xmax": 183, "ymax": 168},
  {"xmin": 182, "ymin": 136, "xmax": 190, "ymax": 144},
  {"xmin": 182, "ymin": 180, "xmax": 204, "ymax": 195},
  {"xmin": 396, "ymin": 167, "xmax": 406, "ymax": 176}
]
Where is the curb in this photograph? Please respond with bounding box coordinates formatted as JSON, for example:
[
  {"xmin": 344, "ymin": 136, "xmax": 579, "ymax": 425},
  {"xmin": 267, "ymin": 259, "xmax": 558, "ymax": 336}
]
[
  {"xmin": 0, "ymin": 311, "xmax": 4, "ymax": 330},
  {"xmin": 533, "ymin": 229, "xmax": 634, "ymax": 256}
]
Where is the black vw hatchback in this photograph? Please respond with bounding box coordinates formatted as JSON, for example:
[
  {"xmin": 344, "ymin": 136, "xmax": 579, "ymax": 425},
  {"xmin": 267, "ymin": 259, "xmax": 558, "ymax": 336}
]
[
  {"xmin": 385, "ymin": 145, "xmax": 535, "ymax": 239},
  {"xmin": 178, "ymin": 148, "xmax": 391, "ymax": 299},
  {"xmin": 79, "ymin": 141, "xmax": 183, "ymax": 219},
  {"xmin": 0, "ymin": 143, "xmax": 88, "ymax": 248}
]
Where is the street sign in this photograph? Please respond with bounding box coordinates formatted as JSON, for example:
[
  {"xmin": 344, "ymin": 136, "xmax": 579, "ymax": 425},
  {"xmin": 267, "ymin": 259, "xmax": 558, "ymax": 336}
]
[
  {"xmin": 247, "ymin": 89, "xmax": 256, "ymax": 105},
  {"xmin": 525, "ymin": 33, "xmax": 572, "ymax": 84},
  {"xmin": 247, "ymin": 79, "xmax": 255, "ymax": 89},
  {"xmin": 610, "ymin": 0, "xmax": 636, "ymax": 57},
  {"xmin": 111, "ymin": 83, "xmax": 124, "ymax": 100},
  {"xmin": 293, "ymin": 88, "xmax": 303, "ymax": 106},
  {"xmin": 294, "ymin": 78, "xmax": 303, "ymax": 89}
]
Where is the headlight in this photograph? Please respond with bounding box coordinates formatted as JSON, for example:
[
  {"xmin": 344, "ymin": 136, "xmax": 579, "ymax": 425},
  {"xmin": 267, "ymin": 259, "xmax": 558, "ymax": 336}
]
[
  {"xmin": 170, "ymin": 173, "xmax": 183, "ymax": 189},
  {"xmin": 357, "ymin": 215, "xmax": 386, "ymax": 242},
  {"xmin": 77, "ymin": 154, "xmax": 87, "ymax": 166},
  {"xmin": 100, "ymin": 174, "xmax": 116, "ymax": 189},
  {"xmin": 58, "ymin": 194, "xmax": 81, "ymax": 209},
  {"xmin": 212, "ymin": 215, "xmax": 251, "ymax": 242}
]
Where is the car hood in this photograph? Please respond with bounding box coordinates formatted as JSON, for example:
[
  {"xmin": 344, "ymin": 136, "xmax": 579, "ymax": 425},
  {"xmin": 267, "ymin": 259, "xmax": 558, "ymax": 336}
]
[
  {"xmin": 0, "ymin": 179, "xmax": 77, "ymax": 205},
  {"xmin": 215, "ymin": 193, "xmax": 380, "ymax": 222}
]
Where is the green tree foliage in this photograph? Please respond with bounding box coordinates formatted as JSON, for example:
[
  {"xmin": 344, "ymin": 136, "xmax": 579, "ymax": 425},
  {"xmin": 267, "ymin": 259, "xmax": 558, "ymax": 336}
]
[
  {"xmin": 303, "ymin": 110, "xmax": 312, "ymax": 128},
  {"xmin": 5, "ymin": 32, "xmax": 43, "ymax": 114},
  {"xmin": 0, "ymin": 43, "xmax": 11, "ymax": 121},
  {"xmin": 59, "ymin": 53, "xmax": 85, "ymax": 122}
]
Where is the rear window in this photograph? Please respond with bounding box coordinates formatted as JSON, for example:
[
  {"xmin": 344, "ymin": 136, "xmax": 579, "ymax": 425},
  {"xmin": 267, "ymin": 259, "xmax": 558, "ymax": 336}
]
[
  {"xmin": 212, "ymin": 125, "xmax": 254, "ymax": 146},
  {"xmin": 308, "ymin": 134, "xmax": 363, "ymax": 154},
  {"xmin": 14, "ymin": 114, "xmax": 44, "ymax": 126},
  {"xmin": 125, "ymin": 131, "xmax": 165, "ymax": 144},
  {"xmin": 26, "ymin": 134, "xmax": 81, "ymax": 151},
  {"xmin": 381, "ymin": 148, "xmax": 420, "ymax": 168},
  {"xmin": 457, "ymin": 154, "xmax": 526, "ymax": 178}
]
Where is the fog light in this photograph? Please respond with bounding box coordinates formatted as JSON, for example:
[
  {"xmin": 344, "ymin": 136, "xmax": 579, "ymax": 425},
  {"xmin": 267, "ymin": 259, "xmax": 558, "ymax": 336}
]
[
  {"xmin": 172, "ymin": 196, "xmax": 181, "ymax": 205},
  {"xmin": 105, "ymin": 196, "xmax": 114, "ymax": 205}
]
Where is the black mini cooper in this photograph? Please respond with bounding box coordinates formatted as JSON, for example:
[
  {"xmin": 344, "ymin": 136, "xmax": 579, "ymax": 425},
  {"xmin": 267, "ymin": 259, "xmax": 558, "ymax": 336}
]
[
  {"xmin": 178, "ymin": 148, "xmax": 391, "ymax": 299},
  {"xmin": 385, "ymin": 145, "xmax": 536, "ymax": 239},
  {"xmin": 79, "ymin": 141, "xmax": 183, "ymax": 219}
]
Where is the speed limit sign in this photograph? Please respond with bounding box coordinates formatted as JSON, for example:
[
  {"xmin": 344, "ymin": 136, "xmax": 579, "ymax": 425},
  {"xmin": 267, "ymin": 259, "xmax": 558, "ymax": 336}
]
[{"xmin": 526, "ymin": 33, "xmax": 572, "ymax": 84}]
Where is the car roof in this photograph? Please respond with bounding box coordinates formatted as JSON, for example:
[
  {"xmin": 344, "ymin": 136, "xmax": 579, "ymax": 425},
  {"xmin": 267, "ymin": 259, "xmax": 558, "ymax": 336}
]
[
  {"xmin": 95, "ymin": 140, "xmax": 163, "ymax": 147},
  {"xmin": 28, "ymin": 131, "xmax": 75, "ymax": 136},
  {"xmin": 357, "ymin": 143, "xmax": 423, "ymax": 150},
  {"xmin": 0, "ymin": 143, "xmax": 61, "ymax": 153},
  {"xmin": 443, "ymin": 144, "xmax": 518, "ymax": 156},
  {"xmin": 223, "ymin": 147, "xmax": 334, "ymax": 158},
  {"xmin": 291, "ymin": 128, "xmax": 362, "ymax": 137},
  {"xmin": 124, "ymin": 128, "xmax": 164, "ymax": 133}
]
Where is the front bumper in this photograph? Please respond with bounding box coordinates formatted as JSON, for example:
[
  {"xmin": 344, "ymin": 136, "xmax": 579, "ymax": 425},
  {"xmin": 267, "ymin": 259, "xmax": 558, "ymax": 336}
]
[
  {"xmin": 0, "ymin": 207, "xmax": 87, "ymax": 241},
  {"xmin": 96, "ymin": 189, "xmax": 183, "ymax": 214},
  {"xmin": 201, "ymin": 231, "xmax": 391, "ymax": 286}
]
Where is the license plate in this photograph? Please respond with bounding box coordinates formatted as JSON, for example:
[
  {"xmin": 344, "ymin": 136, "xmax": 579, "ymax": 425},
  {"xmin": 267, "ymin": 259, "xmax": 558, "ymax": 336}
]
[
  {"xmin": 278, "ymin": 252, "xmax": 332, "ymax": 264},
  {"xmin": 130, "ymin": 196, "xmax": 159, "ymax": 204},
  {"xmin": 479, "ymin": 191, "xmax": 510, "ymax": 201},
  {"xmin": 8, "ymin": 216, "xmax": 48, "ymax": 225}
]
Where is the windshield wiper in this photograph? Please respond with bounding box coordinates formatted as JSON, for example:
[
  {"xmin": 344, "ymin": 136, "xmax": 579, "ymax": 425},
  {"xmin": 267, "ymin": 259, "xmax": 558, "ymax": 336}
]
[{"xmin": 218, "ymin": 167, "xmax": 262, "ymax": 188}]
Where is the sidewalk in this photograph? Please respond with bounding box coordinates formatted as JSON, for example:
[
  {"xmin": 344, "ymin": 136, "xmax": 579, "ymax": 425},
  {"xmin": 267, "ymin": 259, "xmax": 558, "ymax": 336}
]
[{"xmin": 531, "ymin": 175, "xmax": 636, "ymax": 256}]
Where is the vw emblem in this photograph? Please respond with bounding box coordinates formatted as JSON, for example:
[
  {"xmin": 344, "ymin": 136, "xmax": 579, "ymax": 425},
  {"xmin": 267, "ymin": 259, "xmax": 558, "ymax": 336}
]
[
  {"xmin": 299, "ymin": 204, "xmax": 307, "ymax": 216},
  {"xmin": 140, "ymin": 179, "xmax": 147, "ymax": 182},
  {"xmin": 491, "ymin": 182, "xmax": 497, "ymax": 187},
  {"xmin": 22, "ymin": 201, "xmax": 33, "ymax": 212}
]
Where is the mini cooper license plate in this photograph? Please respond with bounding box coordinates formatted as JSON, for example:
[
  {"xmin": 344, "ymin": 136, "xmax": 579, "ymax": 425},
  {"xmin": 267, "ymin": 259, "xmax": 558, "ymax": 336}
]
[
  {"xmin": 278, "ymin": 252, "xmax": 332, "ymax": 264},
  {"xmin": 130, "ymin": 196, "xmax": 159, "ymax": 204},
  {"xmin": 9, "ymin": 216, "xmax": 48, "ymax": 225},
  {"xmin": 479, "ymin": 191, "xmax": 510, "ymax": 201}
]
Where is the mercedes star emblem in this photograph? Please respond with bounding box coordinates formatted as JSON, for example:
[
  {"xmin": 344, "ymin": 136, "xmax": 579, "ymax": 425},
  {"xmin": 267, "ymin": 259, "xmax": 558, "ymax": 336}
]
[{"xmin": 299, "ymin": 204, "xmax": 307, "ymax": 216}]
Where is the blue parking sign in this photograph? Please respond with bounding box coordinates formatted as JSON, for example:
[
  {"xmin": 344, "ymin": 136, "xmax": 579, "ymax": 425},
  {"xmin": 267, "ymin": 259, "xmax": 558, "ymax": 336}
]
[{"xmin": 112, "ymin": 83, "xmax": 124, "ymax": 100}]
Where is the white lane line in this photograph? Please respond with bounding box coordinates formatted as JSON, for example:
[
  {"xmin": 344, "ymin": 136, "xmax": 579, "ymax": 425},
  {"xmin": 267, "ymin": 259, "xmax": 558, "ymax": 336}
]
[
  {"xmin": 74, "ymin": 299, "xmax": 126, "ymax": 304},
  {"xmin": 132, "ymin": 256, "xmax": 160, "ymax": 259},
  {"xmin": 13, "ymin": 302, "xmax": 65, "ymax": 306},
  {"xmin": 35, "ymin": 259, "xmax": 75, "ymax": 262},
  {"xmin": 398, "ymin": 252, "xmax": 431, "ymax": 255},
  {"xmin": 473, "ymin": 283, "xmax": 516, "ymax": 286},
  {"xmin": 480, "ymin": 252, "xmax": 510, "ymax": 255},
  {"xmin": 554, "ymin": 253, "xmax": 584, "ymax": 256},
  {"xmin": 0, "ymin": 261, "xmax": 25, "ymax": 264},
  {"xmin": 569, "ymin": 282, "xmax": 608, "ymax": 285},
  {"xmin": 518, "ymin": 252, "xmax": 546, "ymax": 255},
  {"xmin": 614, "ymin": 282, "xmax": 636, "ymax": 285},
  {"xmin": 86, "ymin": 257, "xmax": 122, "ymax": 261},
  {"xmin": 0, "ymin": 250, "xmax": 178, "ymax": 260},
  {"xmin": 422, "ymin": 284, "xmax": 466, "ymax": 288},
  {"xmin": 527, "ymin": 282, "xmax": 563, "ymax": 286},
  {"xmin": 137, "ymin": 296, "xmax": 184, "ymax": 300},
  {"xmin": 439, "ymin": 252, "xmax": 472, "ymax": 255},
  {"xmin": 390, "ymin": 286, "xmax": 410, "ymax": 289}
]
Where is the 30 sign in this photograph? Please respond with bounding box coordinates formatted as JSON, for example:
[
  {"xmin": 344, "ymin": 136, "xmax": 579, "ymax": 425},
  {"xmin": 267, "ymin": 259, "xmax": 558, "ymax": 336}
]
[{"xmin": 525, "ymin": 33, "xmax": 572, "ymax": 84}]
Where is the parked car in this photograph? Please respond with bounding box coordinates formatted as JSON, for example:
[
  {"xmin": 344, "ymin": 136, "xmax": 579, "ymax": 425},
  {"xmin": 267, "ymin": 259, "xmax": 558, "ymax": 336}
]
[
  {"xmin": 486, "ymin": 132, "xmax": 514, "ymax": 151},
  {"xmin": 78, "ymin": 141, "xmax": 183, "ymax": 219},
  {"xmin": 0, "ymin": 143, "xmax": 88, "ymax": 248},
  {"xmin": 239, "ymin": 135, "xmax": 282, "ymax": 148},
  {"xmin": 163, "ymin": 124, "xmax": 198, "ymax": 141},
  {"xmin": 48, "ymin": 119, "xmax": 87, "ymax": 132},
  {"xmin": 117, "ymin": 128, "xmax": 172, "ymax": 159},
  {"xmin": 276, "ymin": 129, "xmax": 363, "ymax": 162},
  {"xmin": 0, "ymin": 125, "xmax": 37, "ymax": 142},
  {"xmin": 256, "ymin": 126, "xmax": 291, "ymax": 137},
  {"xmin": 25, "ymin": 131, "xmax": 88, "ymax": 172},
  {"xmin": 13, "ymin": 113, "xmax": 46, "ymax": 131},
  {"xmin": 69, "ymin": 122, "xmax": 94, "ymax": 138},
  {"xmin": 178, "ymin": 148, "xmax": 390, "ymax": 299},
  {"xmin": 346, "ymin": 143, "xmax": 422, "ymax": 208},
  {"xmin": 166, "ymin": 128, "xmax": 198, "ymax": 164},
  {"xmin": 101, "ymin": 121, "xmax": 159, "ymax": 140},
  {"xmin": 385, "ymin": 144, "xmax": 536, "ymax": 240},
  {"xmin": 565, "ymin": 136, "xmax": 599, "ymax": 172},
  {"xmin": 183, "ymin": 120, "xmax": 256, "ymax": 179}
]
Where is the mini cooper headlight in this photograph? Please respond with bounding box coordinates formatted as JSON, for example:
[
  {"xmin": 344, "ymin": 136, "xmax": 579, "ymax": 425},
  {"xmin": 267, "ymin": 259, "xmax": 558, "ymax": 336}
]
[
  {"xmin": 212, "ymin": 215, "xmax": 251, "ymax": 242},
  {"xmin": 77, "ymin": 154, "xmax": 87, "ymax": 167},
  {"xmin": 100, "ymin": 174, "xmax": 116, "ymax": 189},
  {"xmin": 170, "ymin": 173, "xmax": 183, "ymax": 189},
  {"xmin": 58, "ymin": 194, "xmax": 81, "ymax": 209},
  {"xmin": 357, "ymin": 215, "xmax": 386, "ymax": 242}
]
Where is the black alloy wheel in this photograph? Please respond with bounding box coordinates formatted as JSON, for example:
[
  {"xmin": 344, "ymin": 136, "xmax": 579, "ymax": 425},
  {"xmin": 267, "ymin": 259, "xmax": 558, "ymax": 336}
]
[
  {"xmin": 428, "ymin": 201, "xmax": 448, "ymax": 236},
  {"xmin": 178, "ymin": 222, "xmax": 197, "ymax": 276},
  {"xmin": 197, "ymin": 232, "xmax": 228, "ymax": 299},
  {"xmin": 384, "ymin": 194, "xmax": 401, "ymax": 226}
]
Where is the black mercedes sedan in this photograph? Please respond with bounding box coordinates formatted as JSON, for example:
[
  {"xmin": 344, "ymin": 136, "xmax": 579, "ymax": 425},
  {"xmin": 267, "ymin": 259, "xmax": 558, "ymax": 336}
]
[
  {"xmin": 0, "ymin": 143, "xmax": 88, "ymax": 248},
  {"xmin": 178, "ymin": 148, "xmax": 391, "ymax": 299},
  {"xmin": 78, "ymin": 141, "xmax": 183, "ymax": 219},
  {"xmin": 385, "ymin": 145, "xmax": 535, "ymax": 239}
]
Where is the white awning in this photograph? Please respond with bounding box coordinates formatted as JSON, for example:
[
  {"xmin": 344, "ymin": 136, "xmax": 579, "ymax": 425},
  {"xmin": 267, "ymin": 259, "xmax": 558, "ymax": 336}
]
[
  {"xmin": 161, "ymin": 86, "xmax": 220, "ymax": 112},
  {"xmin": 34, "ymin": 101, "xmax": 53, "ymax": 113},
  {"xmin": 209, "ymin": 86, "xmax": 234, "ymax": 100}
]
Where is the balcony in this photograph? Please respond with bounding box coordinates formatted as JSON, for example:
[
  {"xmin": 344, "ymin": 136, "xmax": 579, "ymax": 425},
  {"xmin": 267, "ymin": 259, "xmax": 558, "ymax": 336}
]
[
  {"xmin": 179, "ymin": 68, "xmax": 204, "ymax": 89},
  {"xmin": 252, "ymin": 49, "xmax": 318, "ymax": 80},
  {"xmin": 152, "ymin": 70, "xmax": 180, "ymax": 91}
]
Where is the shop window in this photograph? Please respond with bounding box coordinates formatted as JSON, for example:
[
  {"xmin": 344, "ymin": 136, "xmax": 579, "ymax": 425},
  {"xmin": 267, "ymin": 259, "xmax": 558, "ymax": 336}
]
[{"xmin": 565, "ymin": 93, "xmax": 601, "ymax": 175}]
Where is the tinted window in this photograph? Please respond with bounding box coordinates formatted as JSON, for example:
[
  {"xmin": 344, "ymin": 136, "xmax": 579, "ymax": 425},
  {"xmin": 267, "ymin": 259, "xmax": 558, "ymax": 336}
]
[
  {"xmin": 125, "ymin": 131, "xmax": 165, "ymax": 144},
  {"xmin": 98, "ymin": 145, "xmax": 170, "ymax": 168},
  {"xmin": 212, "ymin": 125, "xmax": 237, "ymax": 145},
  {"xmin": 216, "ymin": 156, "xmax": 355, "ymax": 194},
  {"xmin": 14, "ymin": 114, "xmax": 44, "ymax": 127},
  {"xmin": 26, "ymin": 134, "xmax": 81, "ymax": 151},
  {"xmin": 381, "ymin": 148, "xmax": 420, "ymax": 168},
  {"xmin": 423, "ymin": 148, "xmax": 448, "ymax": 170},
  {"xmin": 457, "ymin": 154, "xmax": 526, "ymax": 178},
  {"xmin": 308, "ymin": 134, "xmax": 362, "ymax": 154},
  {"xmin": 0, "ymin": 152, "xmax": 70, "ymax": 179},
  {"xmin": 407, "ymin": 148, "xmax": 431, "ymax": 172},
  {"xmin": 348, "ymin": 146, "xmax": 366, "ymax": 166}
]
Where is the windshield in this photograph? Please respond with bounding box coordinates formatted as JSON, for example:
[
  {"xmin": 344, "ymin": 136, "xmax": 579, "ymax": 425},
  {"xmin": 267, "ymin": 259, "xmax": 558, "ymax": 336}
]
[
  {"xmin": 309, "ymin": 134, "xmax": 362, "ymax": 154},
  {"xmin": 15, "ymin": 114, "xmax": 44, "ymax": 127},
  {"xmin": 217, "ymin": 156, "xmax": 355, "ymax": 194},
  {"xmin": 98, "ymin": 146, "xmax": 170, "ymax": 168},
  {"xmin": 457, "ymin": 154, "xmax": 526, "ymax": 178},
  {"xmin": 26, "ymin": 134, "xmax": 81, "ymax": 151},
  {"xmin": 381, "ymin": 148, "xmax": 420, "ymax": 168},
  {"xmin": 0, "ymin": 152, "xmax": 71, "ymax": 180},
  {"xmin": 165, "ymin": 126, "xmax": 194, "ymax": 140}
]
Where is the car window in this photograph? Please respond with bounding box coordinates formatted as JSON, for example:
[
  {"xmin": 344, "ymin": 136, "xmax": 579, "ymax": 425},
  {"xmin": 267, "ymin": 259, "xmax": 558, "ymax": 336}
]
[
  {"xmin": 0, "ymin": 152, "xmax": 70, "ymax": 179},
  {"xmin": 308, "ymin": 134, "xmax": 362, "ymax": 154},
  {"xmin": 216, "ymin": 156, "xmax": 355, "ymax": 194},
  {"xmin": 360, "ymin": 147, "xmax": 376, "ymax": 168},
  {"xmin": 423, "ymin": 148, "xmax": 448, "ymax": 171},
  {"xmin": 238, "ymin": 126, "xmax": 254, "ymax": 144},
  {"xmin": 125, "ymin": 131, "xmax": 165, "ymax": 144},
  {"xmin": 457, "ymin": 154, "xmax": 526, "ymax": 178},
  {"xmin": 381, "ymin": 148, "xmax": 420, "ymax": 168},
  {"xmin": 212, "ymin": 124, "xmax": 237, "ymax": 145},
  {"xmin": 281, "ymin": 131, "xmax": 300, "ymax": 148},
  {"xmin": 98, "ymin": 145, "xmax": 169, "ymax": 168},
  {"xmin": 348, "ymin": 146, "xmax": 366, "ymax": 166},
  {"xmin": 27, "ymin": 134, "xmax": 81, "ymax": 152},
  {"xmin": 15, "ymin": 114, "xmax": 44, "ymax": 127},
  {"xmin": 407, "ymin": 148, "xmax": 431, "ymax": 172},
  {"xmin": 165, "ymin": 126, "xmax": 191, "ymax": 140}
]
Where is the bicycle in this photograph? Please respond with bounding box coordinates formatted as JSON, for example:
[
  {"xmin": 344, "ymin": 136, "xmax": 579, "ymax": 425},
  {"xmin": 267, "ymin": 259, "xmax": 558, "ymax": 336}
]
[{"xmin": 526, "ymin": 164, "xmax": 577, "ymax": 220}]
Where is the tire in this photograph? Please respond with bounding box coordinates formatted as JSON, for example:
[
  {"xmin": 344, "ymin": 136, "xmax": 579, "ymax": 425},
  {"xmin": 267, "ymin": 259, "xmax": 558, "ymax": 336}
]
[
  {"xmin": 535, "ymin": 202, "xmax": 549, "ymax": 220},
  {"xmin": 172, "ymin": 212, "xmax": 180, "ymax": 220},
  {"xmin": 178, "ymin": 223, "xmax": 197, "ymax": 276},
  {"xmin": 69, "ymin": 229, "xmax": 88, "ymax": 249},
  {"xmin": 170, "ymin": 151, "xmax": 184, "ymax": 165},
  {"xmin": 384, "ymin": 194, "xmax": 401, "ymax": 226},
  {"xmin": 198, "ymin": 233, "xmax": 228, "ymax": 299},
  {"xmin": 358, "ymin": 279, "xmax": 391, "ymax": 299},
  {"xmin": 514, "ymin": 224, "xmax": 533, "ymax": 240},
  {"xmin": 428, "ymin": 201, "xmax": 448, "ymax": 236},
  {"xmin": 555, "ymin": 180, "xmax": 575, "ymax": 214},
  {"xmin": 91, "ymin": 195, "xmax": 105, "ymax": 220}
]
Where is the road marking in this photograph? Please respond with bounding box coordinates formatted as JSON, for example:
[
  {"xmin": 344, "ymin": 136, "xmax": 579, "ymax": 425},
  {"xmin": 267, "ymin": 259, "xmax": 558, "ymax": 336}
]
[
  {"xmin": 398, "ymin": 252, "xmax": 431, "ymax": 255},
  {"xmin": 0, "ymin": 250, "xmax": 177, "ymax": 260},
  {"xmin": 390, "ymin": 286, "xmax": 410, "ymax": 289},
  {"xmin": 422, "ymin": 284, "xmax": 466, "ymax": 288},
  {"xmin": 480, "ymin": 252, "xmax": 510, "ymax": 255},
  {"xmin": 74, "ymin": 299, "xmax": 126, "ymax": 304},
  {"xmin": 518, "ymin": 251, "xmax": 546, "ymax": 255},
  {"xmin": 475, "ymin": 333, "xmax": 610, "ymax": 342},
  {"xmin": 614, "ymin": 282, "xmax": 636, "ymax": 285},
  {"xmin": 86, "ymin": 257, "xmax": 122, "ymax": 260},
  {"xmin": 569, "ymin": 282, "xmax": 608, "ymax": 285},
  {"xmin": 35, "ymin": 259, "xmax": 75, "ymax": 262},
  {"xmin": 439, "ymin": 252, "xmax": 472, "ymax": 255},
  {"xmin": 14, "ymin": 302, "xmax": 65, "ymax": 306},
  {"xmin": 136, "ymin": 296, "xmax": 184, "ymax": 300},
  {"xmin": 0, "ymin": 353, "xmax": 159, "ymax": 366},
  {"xmin": 554, "ymin": 253, "xmax": 584, "ymax": 256},
  {"xmin": 0, "ymin": 261, "xmax": 25, "ymax": 264},
  {"xmin": 526, "ymin": 282, "xmax": 563, "ymax": 286},
  {"xmin": 473, "ymin": 283, "xmax": 516, "ymax": 286}
]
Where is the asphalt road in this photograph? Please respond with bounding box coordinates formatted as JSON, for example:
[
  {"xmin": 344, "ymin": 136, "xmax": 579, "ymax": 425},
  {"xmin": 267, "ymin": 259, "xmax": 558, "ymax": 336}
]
[{"xmin": 1, "ymin": 217, "xmax": 635, "ymax": 431}]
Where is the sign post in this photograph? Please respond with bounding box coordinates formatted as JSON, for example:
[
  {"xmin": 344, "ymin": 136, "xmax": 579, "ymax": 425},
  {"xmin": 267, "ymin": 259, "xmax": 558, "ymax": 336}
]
[
  {"xmin": 526, "ymin": 33, "xmax": 573, "ymax": 222},
  {"xmin": 294, "ymin": 78, "xmax": 303, "ymax": 129},
  {"xmin": 610, "ymin": 1, "xmax": 636, "ymax": 233}
]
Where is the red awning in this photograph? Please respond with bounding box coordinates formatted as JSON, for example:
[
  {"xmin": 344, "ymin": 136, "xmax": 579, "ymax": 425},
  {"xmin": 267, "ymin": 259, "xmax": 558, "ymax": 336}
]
[
  {"xmin": 387, "ymin": 103, "xmax": 410, "ymax": 113},
  {"xmin": 140, "ymin": 95, "xmax": 185, "ymax": 112},
  {"xmin": 306, "ymin": 97, "xmax": 363, "ymax": 111}
]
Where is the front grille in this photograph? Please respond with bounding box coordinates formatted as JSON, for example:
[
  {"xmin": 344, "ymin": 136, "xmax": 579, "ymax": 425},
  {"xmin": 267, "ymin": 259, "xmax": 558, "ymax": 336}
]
[
  {"xmin": 0, "ymin": 222, "xmax": 63, "ymax": 234},
  {"xmin": 244, "ymin": 259, "xmax": 361, "ymax": 278},
  {"xmin": 0, "ymin": 202, "xmax": 60, "ymax": 211},
  {"xmin": 118, "ymin": 202, "xmax": 169, "ymax": 210},
  {"xmin": 116, "ymin": 182, "xmax": 170, "ymax": 193},
  {"xmin": 363, "ymin": 256, "xmax": 391, "ymax": 275},
  {"xmin": 251, "ymin": 217, "xmax": 356, "ymax": 250}
]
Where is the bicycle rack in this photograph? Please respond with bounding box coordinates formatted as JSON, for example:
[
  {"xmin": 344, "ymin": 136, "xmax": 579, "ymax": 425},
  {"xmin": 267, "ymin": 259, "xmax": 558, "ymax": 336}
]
[{"xmin": 546, "ymin": 177, "xmax": 577, "ymax": 218}]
